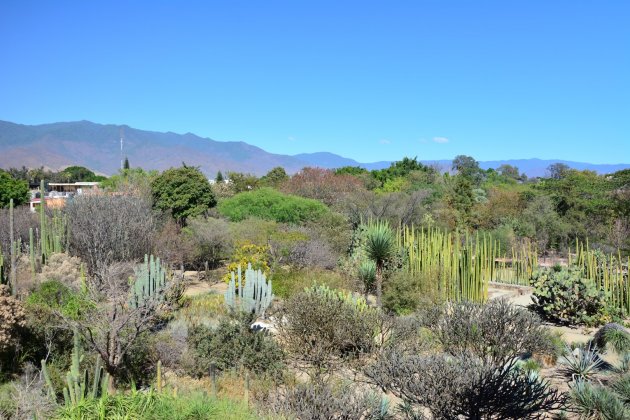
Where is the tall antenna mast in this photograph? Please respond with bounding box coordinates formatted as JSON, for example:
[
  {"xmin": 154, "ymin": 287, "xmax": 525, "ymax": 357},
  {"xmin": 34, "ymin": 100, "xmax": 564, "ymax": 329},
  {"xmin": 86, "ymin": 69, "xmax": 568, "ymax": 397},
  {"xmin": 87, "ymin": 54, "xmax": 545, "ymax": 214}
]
[{"xmin": 120, "ymin": 127, "xmax": 125, "ymax": 170}]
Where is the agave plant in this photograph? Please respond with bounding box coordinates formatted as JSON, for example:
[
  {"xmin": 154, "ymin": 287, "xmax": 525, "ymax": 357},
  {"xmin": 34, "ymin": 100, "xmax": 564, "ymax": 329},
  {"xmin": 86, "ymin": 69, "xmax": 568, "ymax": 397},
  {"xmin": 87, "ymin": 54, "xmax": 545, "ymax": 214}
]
[
  {"xmin": 571, "ymin": 379, "xmax": 629, "ymax": 419},
  {"xmin": 561, "ymin": 343, "xmax": 605, "ymax": 382},
  {"xmin": 358, "ymin": 259, "xmax": 376, "ymax": 299},
  {"xmin": 364, "ymin": 221, "xmax": 396, "ymax": 308}
]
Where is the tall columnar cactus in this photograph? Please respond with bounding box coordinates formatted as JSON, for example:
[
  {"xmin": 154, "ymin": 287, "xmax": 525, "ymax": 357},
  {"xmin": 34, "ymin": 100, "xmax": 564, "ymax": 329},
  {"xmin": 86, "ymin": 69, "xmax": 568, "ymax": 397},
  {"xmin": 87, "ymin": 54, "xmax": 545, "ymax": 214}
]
[
  {"xmin": 225, "ymin": 263, "xmax": 274, "ymax": 318},
  {"xmin": 9, "ymin": 199, "xmax": 16, "ymax": 296},
  {"xmin": 39, "ymin": 180, "xmax": 47, "ymax": 263},
  {"xmin": 130, "ymin": 254, "xmax": 169, "ymax": 309},
  {"xmin": 41, "ymin": 329, "xmax": 109, "ymax": 406}
]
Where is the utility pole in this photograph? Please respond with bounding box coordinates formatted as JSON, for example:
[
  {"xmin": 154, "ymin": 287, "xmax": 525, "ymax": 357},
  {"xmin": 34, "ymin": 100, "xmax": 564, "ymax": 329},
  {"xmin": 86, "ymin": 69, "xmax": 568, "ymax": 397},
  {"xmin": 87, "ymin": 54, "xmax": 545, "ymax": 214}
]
[{"xmin": 120, "ymin": 127, "xmax": 125, "ymax": 171}]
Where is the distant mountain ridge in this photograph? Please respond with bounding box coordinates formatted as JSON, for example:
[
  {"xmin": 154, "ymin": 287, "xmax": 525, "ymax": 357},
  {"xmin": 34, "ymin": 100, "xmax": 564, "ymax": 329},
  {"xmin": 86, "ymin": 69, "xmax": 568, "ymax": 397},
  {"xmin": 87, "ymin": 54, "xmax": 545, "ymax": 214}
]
[{"xmin": 0, "ymin": 120, "xmax": 628, "ymax": 178}]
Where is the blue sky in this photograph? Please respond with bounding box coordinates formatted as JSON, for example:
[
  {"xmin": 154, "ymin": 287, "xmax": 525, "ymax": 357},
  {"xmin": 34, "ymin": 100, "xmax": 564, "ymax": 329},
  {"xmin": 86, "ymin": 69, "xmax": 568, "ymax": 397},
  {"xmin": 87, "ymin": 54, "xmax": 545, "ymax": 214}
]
[{"xmin": 1, "ymin": 1, "xmax": 628, "ymax": 163}]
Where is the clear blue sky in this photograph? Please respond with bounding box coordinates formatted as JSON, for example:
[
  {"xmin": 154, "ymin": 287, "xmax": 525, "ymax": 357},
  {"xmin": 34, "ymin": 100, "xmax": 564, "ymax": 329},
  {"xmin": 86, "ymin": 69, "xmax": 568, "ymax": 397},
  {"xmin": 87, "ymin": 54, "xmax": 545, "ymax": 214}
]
[{"xmin": 1, "ymin": 1, "xmax": 628, "ymax": 163}]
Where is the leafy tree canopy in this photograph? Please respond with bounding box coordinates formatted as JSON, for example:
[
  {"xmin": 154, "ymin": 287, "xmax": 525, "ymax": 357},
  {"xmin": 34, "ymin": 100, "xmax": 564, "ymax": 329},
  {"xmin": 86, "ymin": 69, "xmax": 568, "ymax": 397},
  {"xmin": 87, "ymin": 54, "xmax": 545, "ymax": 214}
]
[
  {"xmin": 371, "ymin": 157, "xmax": 433, "ymax": 185},
  {"xmin": 261, "ymin": 166, "xmax": 289, "ymax": 187},
  {"xmin": 0, "ymin": 170, "xmax": 30, "ymax": 207},
  {"xmin": 151, "ymin": 165, "xmax": 216, "ymax": 223},
  {"xmin": 60, "ymin": 165, "xmax": 105, "ymax": 182}
]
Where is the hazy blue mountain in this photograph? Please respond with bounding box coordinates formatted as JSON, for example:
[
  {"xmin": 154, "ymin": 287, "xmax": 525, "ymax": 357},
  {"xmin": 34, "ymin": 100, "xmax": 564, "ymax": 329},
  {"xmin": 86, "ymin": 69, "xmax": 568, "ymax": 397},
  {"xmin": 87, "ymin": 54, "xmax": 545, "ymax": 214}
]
[
  {"xmin": 0, "ymin": 120, "xmax": 308, "ymax": 176},
  {"xmin": 0, "ymin": 120, "xmax": 628, "ymax": 177}
]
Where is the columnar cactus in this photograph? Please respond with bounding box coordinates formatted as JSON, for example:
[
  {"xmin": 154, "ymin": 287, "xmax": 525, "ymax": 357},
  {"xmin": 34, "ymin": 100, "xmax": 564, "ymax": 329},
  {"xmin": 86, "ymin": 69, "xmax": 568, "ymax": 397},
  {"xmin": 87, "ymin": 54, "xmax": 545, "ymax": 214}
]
[
  {"xmin": 225, "ymin": 263, "xmax": 274, "ymax": 318},
  {"xmin": 130, "ymin": 254, "xmax": 168, "ymax": 309}
]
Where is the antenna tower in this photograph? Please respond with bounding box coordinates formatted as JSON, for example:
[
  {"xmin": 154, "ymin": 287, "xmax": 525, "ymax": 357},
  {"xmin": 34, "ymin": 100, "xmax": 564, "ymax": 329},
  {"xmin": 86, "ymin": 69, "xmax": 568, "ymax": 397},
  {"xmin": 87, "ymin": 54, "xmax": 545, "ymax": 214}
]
[{"xmin": 120, "ymin": 127, "xmax": 125, "ymax": 170}]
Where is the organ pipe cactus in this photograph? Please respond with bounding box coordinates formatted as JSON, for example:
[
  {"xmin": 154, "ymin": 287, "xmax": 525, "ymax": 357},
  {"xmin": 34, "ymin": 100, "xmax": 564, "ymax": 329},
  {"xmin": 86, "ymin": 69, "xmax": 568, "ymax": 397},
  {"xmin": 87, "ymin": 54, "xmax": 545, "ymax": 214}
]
[
  {"xmin": 225, "ymin": 263, "xmax": 274, "ymax": 318},
  {"xmin": 130, "ymin": 254, "xmax": 169, "ymax": 309},
  {"xmin": 42, "ymin": 329, "xmax": 109, "ymax": 405}
]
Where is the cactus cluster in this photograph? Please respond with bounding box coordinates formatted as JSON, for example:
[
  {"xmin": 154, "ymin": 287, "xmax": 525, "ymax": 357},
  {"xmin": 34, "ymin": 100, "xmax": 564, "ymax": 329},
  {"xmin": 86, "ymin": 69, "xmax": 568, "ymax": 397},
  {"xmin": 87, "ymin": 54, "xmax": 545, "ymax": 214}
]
[
  {"xmin": 225, "ymin": 263, "xmax": 273, "ymax": 318},
  {"xmin": 531, "ymin": 266, "xmax": 609, "ymax": 326},
  {"xmin": 130, "ymin": 254, "xmax": 169, "ymax": 309},
  {"xmin": 41, "ymin": 330, "xmax": 109, "ymax": 405}
]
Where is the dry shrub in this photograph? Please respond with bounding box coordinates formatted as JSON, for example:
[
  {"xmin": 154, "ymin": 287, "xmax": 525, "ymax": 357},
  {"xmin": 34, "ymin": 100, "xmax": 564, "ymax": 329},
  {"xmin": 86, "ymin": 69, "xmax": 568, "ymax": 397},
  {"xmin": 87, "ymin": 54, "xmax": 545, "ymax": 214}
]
[
  {"xmin": 279, "ymin": 286, "xmax": 383, "ymax": 375},
  {"xmin": 266, "ymin": 381, "xmax": 384, "ymax": 420},
  {"xmin": 1, "ymin": 363, "xmax": 57, "ymax": 419},
  {"xmin": 0, "ymin": 285, "xmax": 26, "ymax": 355},
  {"xmin": 65, "ymin": 194, "xmax": 155, "ymax": 277},
  {"xmin": 36, "ymin": 252, "xmax": 83, "ymax": 287},
  {"xmin": 281, "ymin": 167, "xmax": 366, "ymax": 207}
]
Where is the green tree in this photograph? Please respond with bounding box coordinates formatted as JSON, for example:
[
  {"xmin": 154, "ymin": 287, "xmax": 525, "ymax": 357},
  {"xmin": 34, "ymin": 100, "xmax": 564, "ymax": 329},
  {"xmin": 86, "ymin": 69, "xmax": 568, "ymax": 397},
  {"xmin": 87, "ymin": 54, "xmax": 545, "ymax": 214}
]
[
  {"xmin": 151, "ymin": 166, "xmax": 216, "ymax": 224},
  {"xmin": 60, "ymin": 166, "xmax": 101, "ymax": 182},
  {"xmin": 226, "ymin": 171, "xmax": 259, "ymax": 193},
  {"xmin": 261, "ymin": 166, "xmax": 289, "ymax": 187},
  {"xmin": 123, "ymin": 156, "xmax": 130, "ymax": 170},
  {"xmin": 0, "ymin": 171, "xmax": 29, "ymax": 208},
  {"xmin": 216, "ymin": 170, "xmax": 224, "ymax": 182},
  {"xmin": 452, "ymin": 155, "xmax": 484, "ymax": 185}
]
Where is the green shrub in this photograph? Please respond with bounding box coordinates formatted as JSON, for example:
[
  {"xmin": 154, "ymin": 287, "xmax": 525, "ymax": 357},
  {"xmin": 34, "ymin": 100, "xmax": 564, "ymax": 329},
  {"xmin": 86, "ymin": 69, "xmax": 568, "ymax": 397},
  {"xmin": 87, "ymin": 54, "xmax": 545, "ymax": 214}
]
[
  {"xmin": 272, "ymin": 267, "xmax": 348, "ymax": 299},
  {"xmin": 383, "ymin": 270, "xmax": 441, "ymax": 315},
  {"xmin": 26, "ymin": 280, "xmax": 93, "ymax": 320},
  {"xmin": 186, "ymin": 313, "xmax": 285, "ymax": 379},
  {"xmin": 218, "ymin": 188, "xmax": 328, "ymax": 224},
  {"xmin": 53, "ymin": 391, "xmax": 255, "ymax": 419},
  {"xmin": 531, "ymin": 267, "xmax": 611, "ymax": 326}
]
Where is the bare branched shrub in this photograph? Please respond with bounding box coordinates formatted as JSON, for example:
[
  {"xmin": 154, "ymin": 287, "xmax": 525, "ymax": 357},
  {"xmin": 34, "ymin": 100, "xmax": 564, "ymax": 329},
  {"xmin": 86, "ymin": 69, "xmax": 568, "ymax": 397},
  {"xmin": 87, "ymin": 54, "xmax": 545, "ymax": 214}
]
[
  {"xmin": 71, "ymin": 262, "xmax": 178, "ymax": 384},
  {"xmin": 433, "ymin": 299, "xmax": 554, "ymax": 365},
  {"xmin": 279, "ymin": 287, "xmax": 382, "ymax": 375},
  {"xmin": 338, "ymin": 190, "xmax": 429, "ymax": 227},
  {"xmin": 286, "ymin": 236, "xmax": 337, "ymax": 270},
  {"xmin": 281, "ymin": 167, "xmax": 366, "ymax": 207},
  {"xmin": 4, "ymin": 363, "xmax": 57, "ymax": 419},
  {"xmin": 0, "ymin": 205, "xmax": 38, "ymax": 256},
  {"xmin": 266, "ymin": 381, "xmax": 386, "ymax": 420},
  {"xmin": 366, "ymin": 350, "xmax": 565, "ymax": 419},
  {"xmin": 65, "ymin": 194, "xmax": 155, "ymax": 277},
  {"xmin": 186, "ymin": 216, "xmax": 233, "ymax": 268}
]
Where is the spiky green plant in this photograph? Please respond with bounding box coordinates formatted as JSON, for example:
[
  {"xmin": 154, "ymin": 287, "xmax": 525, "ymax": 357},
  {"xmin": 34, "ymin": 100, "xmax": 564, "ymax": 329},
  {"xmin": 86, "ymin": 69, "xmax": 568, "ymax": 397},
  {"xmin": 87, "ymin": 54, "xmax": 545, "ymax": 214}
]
[
  {"xmin": 571, "ymin": 379, "xmax": 629, "ymax": 419},
  {"xmin": 561, "ymin": 343, "xmax": 605, "ymax": 382},
  {"xmin": 358, "ymin": 259, "xmax": 376, "ymax": 298},
  {"xmin": 364, "ymin": 220, "xmax": 396, "ymax": 307},
  {"xmin": 225, "ymin": 263, "xmax": 274, "ymax": 318}
]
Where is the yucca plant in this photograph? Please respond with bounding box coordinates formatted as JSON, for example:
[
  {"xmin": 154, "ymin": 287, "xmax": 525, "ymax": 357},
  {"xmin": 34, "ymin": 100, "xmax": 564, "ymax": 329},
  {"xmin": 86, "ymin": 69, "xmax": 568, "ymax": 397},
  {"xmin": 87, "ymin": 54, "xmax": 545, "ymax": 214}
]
[
  {"xmin": 571, "ymin": 379, "xmax": 629, "ymax": 419},
  {"xmin": 364, "ymin": 220, "xmax": 396, "ymax": 307},
  {"xmin": 358, "ymin": 259, "xmax": 376, "ymax": 299},
  {"xmin": 561, "ymin": 343, "xmax": 605, "ymax": 382}
]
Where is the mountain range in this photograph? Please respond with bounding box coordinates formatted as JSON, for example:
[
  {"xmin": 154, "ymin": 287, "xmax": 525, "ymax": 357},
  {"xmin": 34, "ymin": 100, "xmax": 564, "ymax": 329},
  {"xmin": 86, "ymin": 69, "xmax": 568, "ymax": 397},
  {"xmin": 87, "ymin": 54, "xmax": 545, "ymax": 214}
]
[{"xmin": 0, "ymin": 120, "xmax": 628, "ymax": 178}]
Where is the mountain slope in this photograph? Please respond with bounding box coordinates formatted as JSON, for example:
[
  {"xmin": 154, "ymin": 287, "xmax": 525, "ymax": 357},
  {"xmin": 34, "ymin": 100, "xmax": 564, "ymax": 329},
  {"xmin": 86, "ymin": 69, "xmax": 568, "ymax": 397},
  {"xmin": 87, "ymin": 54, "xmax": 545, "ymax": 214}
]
[
  {"xmin": 0, "ymin": 120, "xmax": 308, "ymax": 176},
  {"xmin": 0, "ymin": 120, "xmax": 628, "ymax": 177}
]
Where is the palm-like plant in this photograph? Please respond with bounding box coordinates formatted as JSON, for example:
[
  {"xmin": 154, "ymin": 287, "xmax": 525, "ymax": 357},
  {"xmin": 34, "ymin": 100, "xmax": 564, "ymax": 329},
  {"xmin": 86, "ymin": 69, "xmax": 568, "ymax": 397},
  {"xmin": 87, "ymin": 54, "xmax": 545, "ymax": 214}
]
[
  {"xmin": 358, "ymin": 260, "xmax": 376, "ymax": 300},
  {"xmin": 364, "ymin": 221, "xmax": 395, "ymax": 307}
]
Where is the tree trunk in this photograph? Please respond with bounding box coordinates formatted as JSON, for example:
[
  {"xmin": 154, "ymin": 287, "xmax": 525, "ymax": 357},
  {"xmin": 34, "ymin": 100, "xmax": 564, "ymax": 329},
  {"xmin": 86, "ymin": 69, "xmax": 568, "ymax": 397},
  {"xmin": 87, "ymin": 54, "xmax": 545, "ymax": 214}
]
[{"xmin": 376, "ymin": 264, "xmax": 383, "ymax": 308}]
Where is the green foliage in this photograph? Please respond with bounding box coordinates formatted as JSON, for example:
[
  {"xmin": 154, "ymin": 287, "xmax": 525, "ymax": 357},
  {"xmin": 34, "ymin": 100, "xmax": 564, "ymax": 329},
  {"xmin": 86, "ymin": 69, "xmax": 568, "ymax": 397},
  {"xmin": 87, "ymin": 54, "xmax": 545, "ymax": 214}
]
[
  {"xmin": 186, "ymin": 313, "xmax": 285, "ymax": 378},
  {"xmin": 371, "ymin": 157, "xmax": 433, "ymax": 186},
  {"xmin": 151, "ymin": 166, "xmax": 216, "ymax": 223},
  {"xmin": 335, "ymin": 166, "xmax": 369, "ymax": 176},
  {"xmin": 218, "ymin": 187, "xmax": 328, "ymax": 223},
  {"xmin": 271, "ymin": 267, "xmax": 347, "ymax": 299},
  {"xmin": 59, "ymin": 166, "xmax": 102, "ymax": 182},
  {"xmin": 53, "ymin": 391, "xmax": 255, "ymax": 420},
  {"xmin": 260, "ymin": 166, "xmax": 288, "ymax": 187},
  {"xmin": 571, "ymin": 379, "xmax": 629, "ymax": 419},
  {"xmin": 531, "ymin": 266, "xmax": 611, "ymax": 326},
  {"xmin": 26, "ymin": 280, "xmax": 93, "ymax": 320},
  {"xmin": 0, "ymin": 171, "xmax": 29, "ymax": 208},
  {"xmin": 382, "ymin": 270, "xmax": 441, "ymax": 315},
  {"xmin": 560, "ymin": 343, "xmax": 604, "ymax": 382},
  {"xmin": 100, "ymin": 167, "xmax": 158, "ymax": 194}
]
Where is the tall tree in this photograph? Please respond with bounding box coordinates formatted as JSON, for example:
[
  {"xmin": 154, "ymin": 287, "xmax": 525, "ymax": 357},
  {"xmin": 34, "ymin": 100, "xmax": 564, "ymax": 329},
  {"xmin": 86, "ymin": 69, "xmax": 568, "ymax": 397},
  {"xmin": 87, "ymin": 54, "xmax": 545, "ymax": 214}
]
[
  {"xmin": 0, "ymin": 171, "xmax": 29, "ymax": 208},
  {"xmin": 151, "ymin": 166, "xmax": 216, "ymax": 224}
]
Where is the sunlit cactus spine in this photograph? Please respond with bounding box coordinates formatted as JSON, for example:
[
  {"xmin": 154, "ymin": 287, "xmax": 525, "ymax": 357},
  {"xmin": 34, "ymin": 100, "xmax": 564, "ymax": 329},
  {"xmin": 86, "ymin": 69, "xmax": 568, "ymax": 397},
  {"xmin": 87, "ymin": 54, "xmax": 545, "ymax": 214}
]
[
  {"xmin": 225, "ymin": 263, "xmax": 274, "ymax": 318},
  {"xmin": 130, "ymin": 254, "xmax": 168, "ymax": 309}
]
